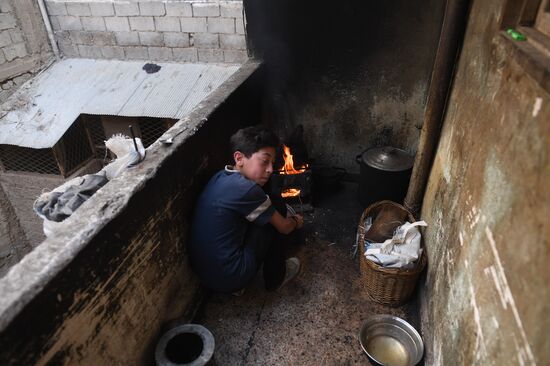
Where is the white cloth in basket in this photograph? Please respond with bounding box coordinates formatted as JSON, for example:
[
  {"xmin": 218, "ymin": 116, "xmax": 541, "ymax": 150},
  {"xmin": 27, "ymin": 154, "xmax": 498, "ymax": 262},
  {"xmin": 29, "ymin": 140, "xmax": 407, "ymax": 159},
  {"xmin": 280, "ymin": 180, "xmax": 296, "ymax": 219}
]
[{"xmin": 364, "ymin": 221, "xmax": 427, "ymax": 269}]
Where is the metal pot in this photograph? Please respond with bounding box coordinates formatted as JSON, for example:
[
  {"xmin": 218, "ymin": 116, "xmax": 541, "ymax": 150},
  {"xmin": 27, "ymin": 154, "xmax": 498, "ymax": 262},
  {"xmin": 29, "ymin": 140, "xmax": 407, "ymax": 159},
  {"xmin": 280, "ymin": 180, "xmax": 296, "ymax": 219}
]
[{"xmin": 355, "ymin": 147, "xmax": 414, "ymax": 208}]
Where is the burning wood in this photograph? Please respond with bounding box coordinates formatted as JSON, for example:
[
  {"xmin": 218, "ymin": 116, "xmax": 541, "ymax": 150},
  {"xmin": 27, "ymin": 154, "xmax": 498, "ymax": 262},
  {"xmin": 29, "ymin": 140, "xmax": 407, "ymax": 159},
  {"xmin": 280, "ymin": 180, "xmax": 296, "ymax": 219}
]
[
  {"xmin": 280, "ymin": 145, "xmax": 307, "ymax": 175},
  {"xmin": 281, "ymin": 188, "xmax": 301, "ymax": 198}
]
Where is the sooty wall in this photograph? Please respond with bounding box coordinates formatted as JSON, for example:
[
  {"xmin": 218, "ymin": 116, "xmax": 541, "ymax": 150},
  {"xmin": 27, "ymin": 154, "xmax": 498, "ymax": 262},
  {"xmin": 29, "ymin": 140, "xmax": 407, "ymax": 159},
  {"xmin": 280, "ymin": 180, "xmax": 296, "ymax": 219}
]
[
  {"xmin": 245, "ymin": 0, "xmax": 445, "ymax": 171},
  {"xmin": 0, "ymin": 63, "xmax": 263, "ymax": 365}
]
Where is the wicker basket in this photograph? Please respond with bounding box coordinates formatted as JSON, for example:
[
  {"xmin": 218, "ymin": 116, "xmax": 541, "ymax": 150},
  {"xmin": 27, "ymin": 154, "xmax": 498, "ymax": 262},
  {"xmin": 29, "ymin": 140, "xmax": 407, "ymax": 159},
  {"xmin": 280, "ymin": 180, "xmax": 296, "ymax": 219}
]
[{"xmin": 357, "ymin": 200, "xmax": 426, "ymax": 306}]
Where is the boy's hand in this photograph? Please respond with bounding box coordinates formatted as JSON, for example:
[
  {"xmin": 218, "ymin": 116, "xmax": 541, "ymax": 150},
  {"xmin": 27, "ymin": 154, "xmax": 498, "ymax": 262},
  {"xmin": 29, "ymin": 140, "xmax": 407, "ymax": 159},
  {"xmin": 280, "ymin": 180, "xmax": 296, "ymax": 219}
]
[{"xmin": 292, "ymin": 214, "xmax": 304, "ymax": 229}]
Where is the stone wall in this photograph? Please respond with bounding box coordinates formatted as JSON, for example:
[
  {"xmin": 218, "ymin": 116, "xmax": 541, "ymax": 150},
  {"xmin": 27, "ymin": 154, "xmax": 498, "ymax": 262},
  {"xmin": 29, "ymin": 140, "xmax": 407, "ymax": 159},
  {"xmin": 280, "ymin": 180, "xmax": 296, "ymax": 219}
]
[
  {"xmin": 419, "ymin": 0, "xmax": 549, "ymax": 364},
  {"xmin": 0, "ymin": 0, "xmax": 53, "ymax": 103},
  {"xmin": 46, "ymin": 0, "xmax": 248, "ymax": 63},
  {"xmin": 0, "ymin": 63, "xmax": 263, "ymax": 365}
]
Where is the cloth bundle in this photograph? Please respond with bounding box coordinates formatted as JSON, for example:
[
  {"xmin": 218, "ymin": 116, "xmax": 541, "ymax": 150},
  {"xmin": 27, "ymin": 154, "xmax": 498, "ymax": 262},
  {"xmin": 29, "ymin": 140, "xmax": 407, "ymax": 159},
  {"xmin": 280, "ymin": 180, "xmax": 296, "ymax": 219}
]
[{"xmin": 364, "ymin": 221, "xmax": 427, "ymax": 269}]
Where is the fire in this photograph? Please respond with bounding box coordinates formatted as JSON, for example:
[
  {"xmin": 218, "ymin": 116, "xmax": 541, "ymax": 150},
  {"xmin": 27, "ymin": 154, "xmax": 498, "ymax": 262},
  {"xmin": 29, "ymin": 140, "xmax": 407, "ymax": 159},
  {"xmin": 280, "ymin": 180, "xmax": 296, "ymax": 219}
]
[
  {"xmin": 281, "ymin": 188, "xmax": 301, "ymax": 198},
  {"xmin": 280, "ymin": 144, "xmax": 307, "ymax": 175}
]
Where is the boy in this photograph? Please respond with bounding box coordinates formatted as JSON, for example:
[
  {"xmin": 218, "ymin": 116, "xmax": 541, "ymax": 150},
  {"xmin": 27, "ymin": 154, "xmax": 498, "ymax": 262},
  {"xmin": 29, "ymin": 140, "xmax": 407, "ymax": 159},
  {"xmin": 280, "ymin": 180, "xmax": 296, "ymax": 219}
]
[{"xmin": 189, "ymin": 126, "xmax": 304, "ymax": 294}]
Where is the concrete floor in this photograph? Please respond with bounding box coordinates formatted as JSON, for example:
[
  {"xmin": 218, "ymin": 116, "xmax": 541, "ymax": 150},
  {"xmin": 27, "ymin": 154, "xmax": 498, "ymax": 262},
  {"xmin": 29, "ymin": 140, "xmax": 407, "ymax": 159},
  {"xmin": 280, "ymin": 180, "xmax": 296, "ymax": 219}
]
[{"xmin": 194, "ymin": 181, "xmax": 421, "ymax": 365}]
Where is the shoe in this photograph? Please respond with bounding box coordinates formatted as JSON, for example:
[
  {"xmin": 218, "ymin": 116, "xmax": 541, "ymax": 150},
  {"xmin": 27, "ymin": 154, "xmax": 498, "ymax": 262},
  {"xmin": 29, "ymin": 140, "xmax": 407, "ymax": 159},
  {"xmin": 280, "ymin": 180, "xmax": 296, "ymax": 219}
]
[{"xmin": 277, "ymin": 257, "xmax": 300, "ymax": 290}]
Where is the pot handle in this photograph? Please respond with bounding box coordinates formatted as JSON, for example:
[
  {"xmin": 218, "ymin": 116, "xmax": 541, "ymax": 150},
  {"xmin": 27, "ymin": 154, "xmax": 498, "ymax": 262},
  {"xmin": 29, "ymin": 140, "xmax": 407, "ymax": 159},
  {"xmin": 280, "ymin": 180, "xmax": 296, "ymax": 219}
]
[{"xmin": 355, "ymin": 148, "xmax": 369, "ymax": 164}]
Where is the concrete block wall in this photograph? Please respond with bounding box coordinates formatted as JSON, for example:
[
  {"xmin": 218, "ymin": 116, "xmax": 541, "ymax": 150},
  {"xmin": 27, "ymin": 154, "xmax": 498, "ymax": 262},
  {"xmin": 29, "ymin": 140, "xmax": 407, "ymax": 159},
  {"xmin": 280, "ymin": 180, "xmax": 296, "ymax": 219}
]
[
  {"xmin": 46, "ymin": 0, "xmax": 248, "ymax": 63},
  {"xmin": 0, "ymin": 0, "xmax": 53, "ymax": 103}
]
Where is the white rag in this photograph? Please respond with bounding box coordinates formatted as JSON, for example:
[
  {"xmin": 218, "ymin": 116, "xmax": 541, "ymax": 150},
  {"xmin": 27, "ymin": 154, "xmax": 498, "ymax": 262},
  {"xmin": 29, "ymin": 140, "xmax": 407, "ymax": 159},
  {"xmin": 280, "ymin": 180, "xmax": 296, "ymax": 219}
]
[{"xmin": 365, "ymin": 221, "xmax": 427, "ymax": 268}]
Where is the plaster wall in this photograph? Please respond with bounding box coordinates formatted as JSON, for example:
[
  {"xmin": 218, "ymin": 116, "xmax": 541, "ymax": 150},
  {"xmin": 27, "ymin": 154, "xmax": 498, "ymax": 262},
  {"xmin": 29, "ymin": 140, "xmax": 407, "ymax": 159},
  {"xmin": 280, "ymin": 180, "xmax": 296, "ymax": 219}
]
[
  {"xmin": 46, "ymin": 0, "xmax": 248, "ymax": 63},
  {"xmin": 419, "ymin": 0, "xmax": 550, "ymax": 364},
  {"xmin": 0, "ymin": 0, "xmax": 53, "ymax": 103},
  {"xmin": 0, "ymin": 63, "xmax": 262, "ymax": 365},
  {"xmin": 0, "ymin": 172, "xmax": 65, "ymax": 248},
  {"xmin": 245, "ymin": 0, "xmax": 445, "ymax": 171}
]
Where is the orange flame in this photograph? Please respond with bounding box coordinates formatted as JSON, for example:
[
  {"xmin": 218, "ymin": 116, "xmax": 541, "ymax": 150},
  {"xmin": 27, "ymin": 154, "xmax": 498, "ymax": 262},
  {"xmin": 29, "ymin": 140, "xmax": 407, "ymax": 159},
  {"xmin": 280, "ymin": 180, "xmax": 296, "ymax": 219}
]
[
  {"xmin": 281, "ymin": 188, "xmax": 301, "ymax": 198},
  {"xmin": 280, "ymin": 144, "xmax": 308, "ymax": 175}
]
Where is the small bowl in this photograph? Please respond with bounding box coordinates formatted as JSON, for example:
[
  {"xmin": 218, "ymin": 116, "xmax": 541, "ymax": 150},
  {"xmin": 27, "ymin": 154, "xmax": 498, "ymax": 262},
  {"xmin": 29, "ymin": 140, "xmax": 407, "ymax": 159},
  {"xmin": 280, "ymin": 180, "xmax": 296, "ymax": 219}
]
[{"xmin": 359, "ymin": 315, "xmax": 424, "ymax": 366}]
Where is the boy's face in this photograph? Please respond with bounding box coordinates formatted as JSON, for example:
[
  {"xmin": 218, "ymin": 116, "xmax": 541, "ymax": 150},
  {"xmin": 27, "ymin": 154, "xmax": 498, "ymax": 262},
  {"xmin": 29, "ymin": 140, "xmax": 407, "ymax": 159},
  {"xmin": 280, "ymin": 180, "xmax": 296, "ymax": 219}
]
[{"xmin": 234, "ymin": 147, "xmax": 276, "ymax": 186}]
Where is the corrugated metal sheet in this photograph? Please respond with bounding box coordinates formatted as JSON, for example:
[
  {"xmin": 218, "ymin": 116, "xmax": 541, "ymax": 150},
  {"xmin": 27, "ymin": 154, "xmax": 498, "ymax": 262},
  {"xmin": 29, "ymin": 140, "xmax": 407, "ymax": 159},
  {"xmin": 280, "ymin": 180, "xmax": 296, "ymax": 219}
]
[{"xmin": 0, "ymin": 59, "xmax": 241, "ymax": 148}]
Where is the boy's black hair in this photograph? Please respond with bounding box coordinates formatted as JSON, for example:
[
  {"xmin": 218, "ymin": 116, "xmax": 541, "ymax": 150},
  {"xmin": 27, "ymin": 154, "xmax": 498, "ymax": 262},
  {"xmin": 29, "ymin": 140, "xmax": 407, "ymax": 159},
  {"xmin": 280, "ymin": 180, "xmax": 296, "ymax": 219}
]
[{"xmin": 230, "ymin": 126, "xmax": 280, "ymax": 157}]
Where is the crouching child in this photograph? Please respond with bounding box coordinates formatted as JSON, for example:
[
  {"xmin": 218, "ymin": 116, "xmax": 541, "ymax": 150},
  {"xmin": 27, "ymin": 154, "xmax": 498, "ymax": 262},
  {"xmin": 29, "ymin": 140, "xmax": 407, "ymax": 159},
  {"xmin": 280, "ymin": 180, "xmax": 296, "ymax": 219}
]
[{"xmin": 189, "ymin": 126, "xmax": 304, "ymax": 294}]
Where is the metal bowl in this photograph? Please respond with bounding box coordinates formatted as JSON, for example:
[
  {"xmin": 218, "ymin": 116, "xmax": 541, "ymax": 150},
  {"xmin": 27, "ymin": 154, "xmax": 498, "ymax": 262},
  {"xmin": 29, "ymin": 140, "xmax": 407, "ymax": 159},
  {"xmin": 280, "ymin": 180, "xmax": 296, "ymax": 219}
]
[{"xmin": 359, "ymin": 315, "xmax": 424, "ymax": 366}]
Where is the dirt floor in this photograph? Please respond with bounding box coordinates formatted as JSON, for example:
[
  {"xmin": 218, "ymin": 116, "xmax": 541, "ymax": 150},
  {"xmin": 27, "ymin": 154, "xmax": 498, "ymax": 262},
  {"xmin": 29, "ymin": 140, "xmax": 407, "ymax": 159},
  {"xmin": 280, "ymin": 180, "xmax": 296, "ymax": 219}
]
[{"xmin": 194, "ymin": 181, "xmax": 421, "ymax": 365}]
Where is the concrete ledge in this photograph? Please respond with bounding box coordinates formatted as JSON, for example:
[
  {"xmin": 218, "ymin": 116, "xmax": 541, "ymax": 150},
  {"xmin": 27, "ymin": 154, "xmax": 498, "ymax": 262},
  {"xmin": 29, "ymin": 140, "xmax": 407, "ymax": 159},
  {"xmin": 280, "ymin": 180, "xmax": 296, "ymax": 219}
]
[{"xmin": 0, "ymin": 60, "xmax": 263, "ymax": 365}]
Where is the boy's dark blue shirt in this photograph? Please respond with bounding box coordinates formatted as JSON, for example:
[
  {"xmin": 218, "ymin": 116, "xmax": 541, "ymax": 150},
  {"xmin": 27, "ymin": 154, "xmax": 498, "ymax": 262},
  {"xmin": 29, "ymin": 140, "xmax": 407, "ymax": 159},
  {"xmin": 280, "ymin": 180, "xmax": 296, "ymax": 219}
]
[{"xmin": 189, "ymin": 166, "xmax": 275, "ymax": 292}]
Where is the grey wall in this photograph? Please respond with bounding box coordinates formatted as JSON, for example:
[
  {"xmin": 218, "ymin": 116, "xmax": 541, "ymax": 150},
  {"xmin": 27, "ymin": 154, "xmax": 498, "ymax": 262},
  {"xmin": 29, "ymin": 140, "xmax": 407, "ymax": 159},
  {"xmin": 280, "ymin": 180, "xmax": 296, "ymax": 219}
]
[
  {"xmin": 0, "ymin": 172, "xmax": 65, "ymax": 249},
  {"xmin": 245, "ymin": 0, "xmax": 445, "ymax": 171},
  {"xmin": 0, "ymin": 0, "xmax": 53, "ymax": 103},
  {"xmin": 0, "ymin": 63, "xmax": 263, "ymax": 365},
  {"xmin": 46, "ymin": 0, "xmax": 248, "ymax": 63},
  {"xmin": 419, "ymin": 0, "xmax": 549, "ymax": 364}
]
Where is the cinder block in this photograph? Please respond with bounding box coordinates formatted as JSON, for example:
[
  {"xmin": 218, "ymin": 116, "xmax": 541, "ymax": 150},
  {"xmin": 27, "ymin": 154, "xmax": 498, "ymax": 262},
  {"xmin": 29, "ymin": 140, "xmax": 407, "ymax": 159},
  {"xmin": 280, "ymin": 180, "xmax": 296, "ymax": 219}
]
[
  {"xmin": 0, "ymin": 51, "xmax": 7, "ymax": 65},
  {"xmin": 101, "ymin": 46, "xmax": 124, "ymax": 59},
  {"xmin": 2, "ymin": 43, "xmax": 27, "ymax": 61},
  {"xmin": 50, "ymin": 17, "xmax": 61, "ymax": 31},
  {"xmin": 45, "ymin": 2, "xmax": 67, "ymax": 16},
  {"xmin": 114, "ymin": 3, "xmax": 139, "ymax": 17},
  {"xmin": 124, "ymin": 46, "xmax": 149, "ymax": 60},
  {"xmin": 9, "ymin": 29, "xmax": 24, "ymax": 43},
  {"xmin": 220, "ymin": 1, "xmax": 243, "ymax": 18},
  {"xmin": 220, "ymin": 34, "xmax": 246, "ymax": 50},
  {"xmin": 139, "ymin": 32, "xmax": 162, "ymax": 46},
  {"xmin": 129, "ymin": 17, "xmax": 155, "ymax": 31},
  {"xmin": 91, "ymin": 32, "xmax": 116, "ymax": 46},
  {"xmin": 56, "ymin": 30, "xmax": 71, "ymax": 44},
  {"xmin": 0, "ymin": 30, "xmax": 11, "ymax": 48},
  {"xmin": 193, "ymin": 33, "xmax": 218, "ymax": 48},
  {"xmin": 224, "ymin": 49, "xmax": 248, "ymax": 63},
  {"xmin": 59, "ymin": 42, "xmax": 79, "ymax": 57},
  {"xmin": 139, "ymin": 2, "xmax": 165, "ymax": 16},
  {"xmin": 148, "ymin": 47, "xmax": 173, "ymax": 61},
  {"xmin": 173, "ymin": 47, "xmax": 197, "ymax": 62},
  {"xmin": 154, "ymin": 17, "xmax": 180, "ymax": 32},
  {"xmin": 105, "ymin": 17, "xmax": 130, "ymax": 32},
  {"xmin": 0, "ymin": 2, "xmax": 13, "ymax": 13},
  {"xmin": 69, "ymin": 30, "xmax": 93, "ymax": 45},
  {"xmin": 78, "ymin": 44, "xmax": 103, "ymax": 58},
  {"xmin": 81, "ymin": 17, "xmax": 106, "ymax": 31},
  {"xmin": 192, "ymin": 3, "xmax": 220, "ymax": 17},
  {"xmin": 198, "ymin": 48, "xmax": 223, "ymax": 63},
  {"xmin": 236, "ymin": 18, "xmax": 245, "ymax": 34},
  {"xmin": 180, "ymin": 17, "xmax": 206, "ymax": 33},
  {"xmin": 0, "ymin": 13, "xmax": 16, "ymax": 30},
  {"xmin": 207, "ymin": 18, "xmax": 235, "ymax": 34},
  {"xmin": 164, "ymin": 32, "xmax": 189, "ymax": 48},
  {"xmin": 66, "ymin": 3, "xmax": 91, "ymax": 17},
  {"xmin": 1, "ymin": 80, "xmax": 12, "ymax": 90},
  {"xmin": 165, "ymin": 2, "xmax": 192, "ymax": 17},
  {"xmin": 58, "ymin": 16, "xmax": 82, "ymax": 31},
  {"xmin": 115, "ymin": 31, "xmax": 140, "ymax": 46},
  {"xmin": 90, "ymin": 3, "xmax": 115, "ymax": 17},
  {"xmin": 13, "ymin": 74, "xmax": 31, "ymax": 85}
]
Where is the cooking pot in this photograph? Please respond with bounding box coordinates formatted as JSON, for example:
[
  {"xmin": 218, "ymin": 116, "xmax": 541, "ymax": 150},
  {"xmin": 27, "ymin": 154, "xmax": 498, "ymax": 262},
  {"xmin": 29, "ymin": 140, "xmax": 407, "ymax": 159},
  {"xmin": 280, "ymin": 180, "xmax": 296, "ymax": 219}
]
[{"xmin": 355, "ymin": 147, "xmax": 414, "ymax": 208}]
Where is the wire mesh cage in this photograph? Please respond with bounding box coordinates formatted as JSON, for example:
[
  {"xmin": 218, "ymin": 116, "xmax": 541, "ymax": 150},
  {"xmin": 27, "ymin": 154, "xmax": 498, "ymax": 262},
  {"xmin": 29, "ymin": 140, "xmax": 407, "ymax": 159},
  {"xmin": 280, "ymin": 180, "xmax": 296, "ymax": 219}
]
[
  {"xmin": 0, "ymin": 145, "xmax": 60, "ymax": 175},
  {"xmin": 83, "ymin": 115, "xmax": 107, "ymax": 159},
  {"xmin": 138, "ymin": 118, "xmax": 176, "ymax": 148},
  {"xmin": 54, "ymin": 118, "xmax": 94, "ymax": 177}
]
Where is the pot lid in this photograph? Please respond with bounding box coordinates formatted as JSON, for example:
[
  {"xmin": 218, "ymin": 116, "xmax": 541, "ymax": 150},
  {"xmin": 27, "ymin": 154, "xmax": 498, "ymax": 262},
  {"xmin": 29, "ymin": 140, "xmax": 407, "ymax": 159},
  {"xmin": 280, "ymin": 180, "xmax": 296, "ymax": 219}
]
[{"xmin": 361, "ymin": 146, "xmax": 414, "ymax": 172}]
